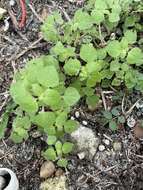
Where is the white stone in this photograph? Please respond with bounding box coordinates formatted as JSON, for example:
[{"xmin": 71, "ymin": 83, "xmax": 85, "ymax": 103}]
[
  {"xmin": 71, "ymin": 125, "xmax": 99, "ymax": 159},
  {"xmin": 136, "ymin": 101, "xmax": 143, "ymax": 109},
  {"xmin": 127, "ymin": 116, "xmax": 136, "ymax": 128},
  {"xmin": 77, "ymin": 152, "xmax": 85, "ymax": 160},
  {"xmin": 98, "ymin": 144, "xmax": 105, "ymax": 152},
  {"xmin": 9, "ymin": 0, "xmax": 15, "ymax": 6},
  {"xmin": 82, "ymin": 120, "xmax": 88, "ymax": 125},
  {"xmin": 103, "ymin": 139, "xmax": 110, "ymax": 145},
  {"xmin": 75, "ymin": 111, "xmax": 80, "ymax": 118},
  {"xmin": 70, "ymin": 116, "xmax": 75, "ymax": 120}
]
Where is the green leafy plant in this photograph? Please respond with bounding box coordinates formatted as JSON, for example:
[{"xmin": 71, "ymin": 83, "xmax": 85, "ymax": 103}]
[
  {"xmin": 103, "ymin": 107, "xmax": 126, "ymax": 131},
  {"xmin": 5, "ymin": 0, "xmax": 143, "ymax": 167},
  {"xmin": 9, "ymin": 55, "xmax": 80, "ymax": 167}
]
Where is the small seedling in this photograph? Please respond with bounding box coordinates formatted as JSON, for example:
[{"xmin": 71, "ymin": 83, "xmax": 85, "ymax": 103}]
[{"xmin": 103, "ymin": 107, "xmax": 126, "ymax": 131}]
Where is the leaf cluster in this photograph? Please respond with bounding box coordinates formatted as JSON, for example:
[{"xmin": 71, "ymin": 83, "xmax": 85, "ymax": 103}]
[{"xmin": 7, "ymin": 0, "xmax": 143, "ymax": 166}]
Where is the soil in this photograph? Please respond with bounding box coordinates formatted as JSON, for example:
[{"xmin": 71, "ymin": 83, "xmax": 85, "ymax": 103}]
[{"xmin": 0, "ymin": 0, "xmax": 143, "ymax": 190}]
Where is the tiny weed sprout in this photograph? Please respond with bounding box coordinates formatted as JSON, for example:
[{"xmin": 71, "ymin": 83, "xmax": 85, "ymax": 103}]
[{"xmin": 1, "ymin": 0, "xmax": 142, "ymax": 167}]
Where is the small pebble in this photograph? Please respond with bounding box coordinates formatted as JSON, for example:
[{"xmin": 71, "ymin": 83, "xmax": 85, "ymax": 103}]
[
  {"xmin": 98, "ymin": 144, "xmax": 105, "ymax": 152},
  {"xmin": 0, "ymin": 150, "xmax": 4, "ymax": 157},
  {"xmin": 78, "ymin": 152, "xmax": 85, "ymax": 160},
  {"xmin": 9, "ymin": 0, "xmax": 15, "ymax": 6},
  {"xmin": 103, "ymin": 139, "xmax": 110, "ymax": 146},
  {"xmin": 40, "ymin": 161, "xmax": 55, "ymax": 178},
  {"xmin": 31, "ymin": 130, "xmax": 41, "ymax": 138},
  {"xmin": 8, "ymin": 154, "xmax": 14, "ymax": 160},
  {"xmin": 55, "ymin": 168, "xmax": 64, "ymax": 177},
  {"xmin": 127, "ymin": 116, "xmax": 136, "ymax": 128},
  {"xmin": 75, "ymin": 111, "xmax": 80, "ymax": 118},
  {"xmin": 137, "ymin": 111, "xmax": 142, "ymax": 117},
  {"xmin": 136, "ymin": 101, "xmax": 143, "ymax": 109},
  {"xmin": 70, "ymin": 116, "xmax": 75, "ymax": 120},
  {"xmin": 82, "ymin": 120, "xmax": 88, "ymax": 126},
  {"xmin": 3, "ymin": 19, "xmax": 10, "ymax": 32},
  {"xmin": 113, "ymin": 142, "xmax": 122, "ymax": 152}
]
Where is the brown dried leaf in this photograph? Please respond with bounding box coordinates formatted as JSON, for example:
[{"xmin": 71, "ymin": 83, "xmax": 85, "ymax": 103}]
[{"xmin": 134, "ymin": 123, "xmax": 143, "ymax": 139}]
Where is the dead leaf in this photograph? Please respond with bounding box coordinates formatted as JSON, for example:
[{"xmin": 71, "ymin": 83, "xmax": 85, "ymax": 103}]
[
  {"xmin": 0, "ymin": 8, "xmax": 7, "ymax": 19},
  {"xmin": 134, "ymin": 123, "xmax": 143, "ymax": 139},
  {"xmin": 41, "ymin": 8, "xmax": 48, "ymax": 21}
]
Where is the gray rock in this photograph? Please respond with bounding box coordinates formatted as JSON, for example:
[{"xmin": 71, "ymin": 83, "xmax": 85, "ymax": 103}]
[{"xmin": 71, "ymin": 125, "xmax": 99, "ymax": 159}]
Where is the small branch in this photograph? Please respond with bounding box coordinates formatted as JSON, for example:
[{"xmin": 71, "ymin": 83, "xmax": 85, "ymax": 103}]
[
  {"xmin": 122, "ymin": 94, "xmax": 142, "ymax": 118},
  {"xmin": 125, "ymin": 98, "xmax": 142, "ymax": 117},
  {"xmin": 121, "ymin": 94, "xmax": 126, "ymax": 115},
  {"xmin": 59, "ymin": 6, "xmax": 71, "ymax": 21},
  {"xmin": 101, "ymin": 89, "xmax": 107, "ymax": 110},
  {"xmin": 13, "ymin": 36, "xmax": 43, "ymax": 61},
  {"xmin": 98, "ymin": 24, "xmax": 105, "ymax": 45},
  {"xmin": 102, "ymin": 91, "xmax": 114, "ymax": 94},
  {"xmin": 0, "ymin": 94, "xmax": 9, "ymax": 112},
  {"xmin": 28, "ymin": 3, "xmax": 43, "ymax": 23}
]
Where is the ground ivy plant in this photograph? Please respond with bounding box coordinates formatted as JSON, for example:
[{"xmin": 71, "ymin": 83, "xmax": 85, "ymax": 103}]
[{"xmin": 6, "ymin": 0, "xmax": 143, "ymax": 167}]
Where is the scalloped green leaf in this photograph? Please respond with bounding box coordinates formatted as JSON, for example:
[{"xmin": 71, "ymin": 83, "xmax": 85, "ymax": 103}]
[
  {"xmin": 10, "ymin": 81, "xmax": 38, "ymax": 114},
  {"xmin": 32, "ymin": 112, "xmax": 56, "ymax": 128},
  {"xmin": 63, "ymin": 87, "xmax": 80, "ymax": 106},
  {"xmin": 64, "ymin": 58, "xmax": 81, "ymax": 76},
  {"xmin": 80, "ymin": 43, "xmax": 97, "ymax": 62},
  {"xmin": 127, "ymin": 48, "xmax": 143, "ymax": 65}
]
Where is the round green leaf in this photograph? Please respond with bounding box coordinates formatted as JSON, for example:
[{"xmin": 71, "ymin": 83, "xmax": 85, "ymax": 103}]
[
  {"xmin": 91, "ymin": 9, "xmax": 104, "ymax": 24},
  {"xmin": 109, "ymin": 12, "xmax": 120, "ymax": 23},
  {"xmin": 127, "ymin": 48, "xmax": 143, "ymax": 65},
  {"xmin": 109, "ymin": 120, "xmax": 118, "ymax": 131},
  {"xmin": 64, "ymin": 58, "xmax": 81, "ymax": 76},
  {"xmin": 118, "ymin": 116, "xmax": 126, "ymax": 124},
  {"xmin": 106, "ymin": 40, "xmax": 121, "ymax": 58},
  {"xmin": 10, "ymin": 81, "xmax": 38, "ymax": 114},
  {"xmin": 56, "ymin": 112, "xmax": 67, "ymax": 128},
  {"xmin": 32, "ymin": 112, "xmax": 56, "ymax": 128},
  {"xmin": 110, "ymin": 61, "xmax": 121, "ymax": 72},
  {"xmin": 62, "ymin": 142, "xmax": 74, "ymax": 154},
  {"xmin": 47, "ymin": 135, "xmax": 57, "ymax": 145},
  {"xmin": 86, "ymin": 95, "xmax": 100, "ymax": 110},
  {"xmin": 111, "ymin": 107, "xmax": 120, "ymax": 116},
  {"xmin": 43, "ymin": 148, "xmax": 57, "ymax": 161},
  {"xmin": 44, "ymin": 126, "xmax": 56, "ymax": 135},
  {"xmin": 37, "ymin": 65, "xmax": 59, "ymax": 88},
  {"xmin": 64, "ymin": 120, "xmax": 78, "ymax": 133},
  {"xmin": 124, "ymin": 30, "xmax": 137, "ymax": 44},
  {"xmin": 55, "ymin": 141, "xmax": 63, "ymax": 156},
  {"xmin": 103, "ymin": 111, "xmax": 112, "ymax": 120},
  {"xmin": 80, "ymin": 43, "xmax": 97, "ymax": 62},
  {"xmin": 74, "ymin": 9, "xmax": 93, "ymax": 30},
  {"xmin": 63, "ymin": 87, "xmax": 80, "ymax": 106},
  {"xmin": 39, "ymin": 89, "xmax": 61, "ymax": 109},
  {"xmin": 57, "ymin": 158, "xmax": 68, "ymax": 168}
]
